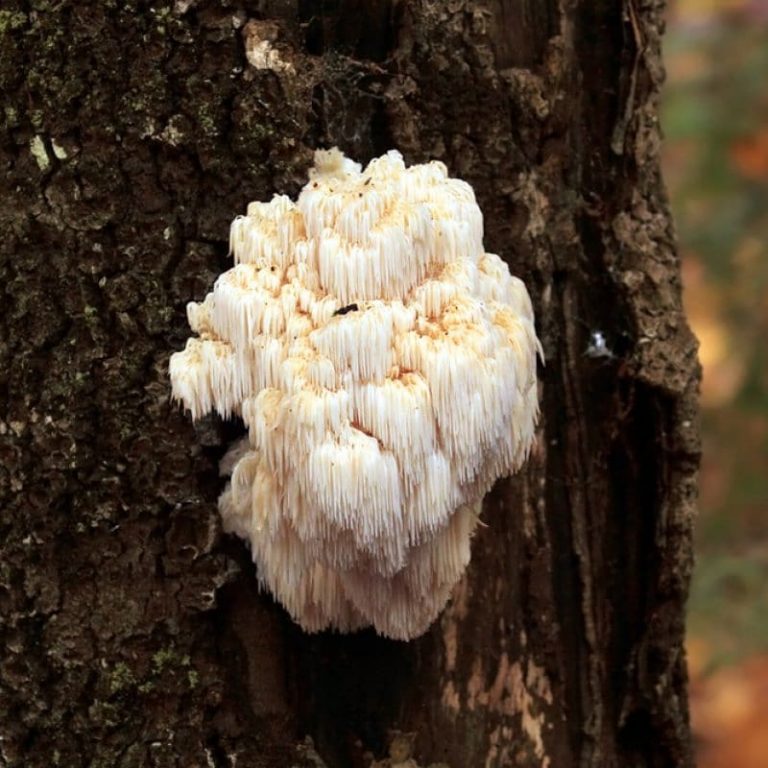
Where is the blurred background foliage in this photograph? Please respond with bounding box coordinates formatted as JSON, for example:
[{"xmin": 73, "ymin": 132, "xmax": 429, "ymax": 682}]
[{"xmin": 663, "ymin": 0, "xmax": 768, "ymax": 764}]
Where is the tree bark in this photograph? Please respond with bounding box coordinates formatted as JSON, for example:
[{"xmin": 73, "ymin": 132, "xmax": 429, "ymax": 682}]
[{"xmin": 0, "ymin": 1, "xmax": 700, "ymax": 766}]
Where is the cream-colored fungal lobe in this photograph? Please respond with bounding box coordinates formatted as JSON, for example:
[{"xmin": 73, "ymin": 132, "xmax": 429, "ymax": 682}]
[{"xmin": 170, "ymin": 148, "xmax": 541, "ymax": 640}]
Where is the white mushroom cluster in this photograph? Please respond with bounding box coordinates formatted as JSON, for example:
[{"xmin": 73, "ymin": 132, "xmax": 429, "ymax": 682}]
[{"xmin": 170, "ymin": 149, "xmax": 540, "ymax": 640}]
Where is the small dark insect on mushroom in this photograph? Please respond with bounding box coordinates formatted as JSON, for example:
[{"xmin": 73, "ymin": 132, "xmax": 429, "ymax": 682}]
[{"xmin": 333, "ymin": 303, "xmax": 359, "ymax": 316}]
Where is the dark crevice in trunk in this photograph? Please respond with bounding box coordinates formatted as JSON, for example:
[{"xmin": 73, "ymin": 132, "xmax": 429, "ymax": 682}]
[{"xmin": 292, "ymin": 631, "xmax": 417, "ymax": 768}]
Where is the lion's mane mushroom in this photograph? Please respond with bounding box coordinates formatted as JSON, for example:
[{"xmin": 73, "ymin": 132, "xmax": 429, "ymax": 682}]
[{"xmin": 170, "ymin": 148, "xmax": 541, "ymax": 640}]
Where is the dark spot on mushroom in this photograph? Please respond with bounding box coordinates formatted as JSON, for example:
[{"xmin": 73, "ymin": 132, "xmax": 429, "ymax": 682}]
[{"xmin": 333, "ymin": 303, "xmax": 359, "ymax": 316}]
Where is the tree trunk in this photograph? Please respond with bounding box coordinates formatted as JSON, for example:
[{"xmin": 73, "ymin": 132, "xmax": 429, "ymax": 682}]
[{"xmin": 1, "ymin": 1, "xmax": 700, "ymax": 766}]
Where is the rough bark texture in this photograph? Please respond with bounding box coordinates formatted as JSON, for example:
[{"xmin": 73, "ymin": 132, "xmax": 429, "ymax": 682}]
[{"xmin": 0, "ymin": 1, "xmax": 700, "ymax": 766}]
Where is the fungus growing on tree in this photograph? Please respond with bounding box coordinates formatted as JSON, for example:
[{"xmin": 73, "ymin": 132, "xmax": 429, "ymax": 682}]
[{"xmin": 170, "ymin": 148, "xmax": 541, "ymax": 640}]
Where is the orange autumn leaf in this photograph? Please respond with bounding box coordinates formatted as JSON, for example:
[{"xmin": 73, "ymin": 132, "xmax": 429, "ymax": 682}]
[
  {"xmin": 730, "ymin": 126, "xmax": 768, "ymax": 179},
  {"xmin": 682, "ymin": 257, "xmax": 746, "ymax": 407},
  {"xmin": 674, "ymin": 0, "xmax": 749, "ymax": 18},
  {"xmin": 691, "ymin": 656, "xmax": 768, "ymax": 768}
]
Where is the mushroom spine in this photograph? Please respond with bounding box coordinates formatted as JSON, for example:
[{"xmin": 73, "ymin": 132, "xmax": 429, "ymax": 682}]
[{"xmin": 170, "ymin": 148, "xmax": 541, "ymax": 640}]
